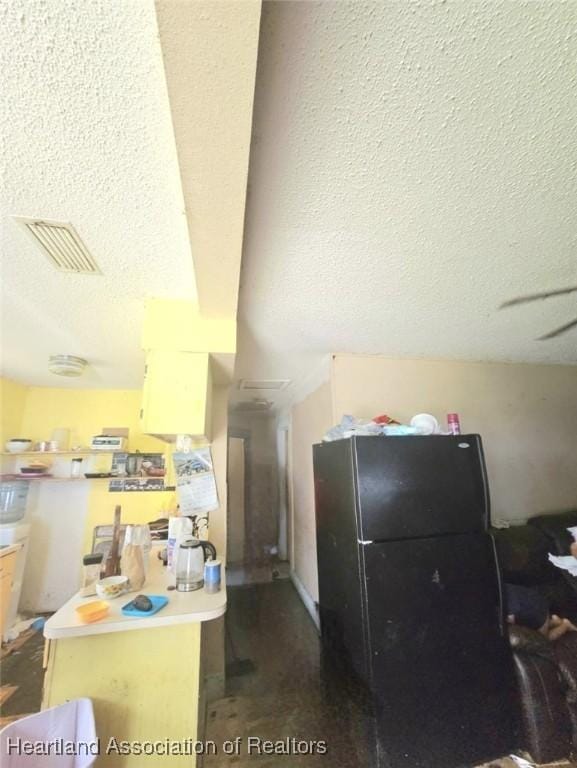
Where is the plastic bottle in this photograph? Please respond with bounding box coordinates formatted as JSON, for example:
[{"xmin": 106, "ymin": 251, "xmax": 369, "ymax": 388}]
[
  {"xmin": 167, "ymin": 516, "xmax": 193, "ymax": 573},
  {"xmin": 80, "ymin": 552, "xmax": 104, "ymax": 597}
]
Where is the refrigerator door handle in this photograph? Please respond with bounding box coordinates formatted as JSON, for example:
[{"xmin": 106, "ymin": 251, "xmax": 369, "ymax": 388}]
[{"xmin": 489, "ymin": 533, "xmax": 506, "ymax": 636}]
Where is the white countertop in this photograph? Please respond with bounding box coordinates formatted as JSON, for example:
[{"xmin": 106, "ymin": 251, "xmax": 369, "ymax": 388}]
[{"xmin": 44, "ymin": 550, "xmax": 226, "ymax": 640}]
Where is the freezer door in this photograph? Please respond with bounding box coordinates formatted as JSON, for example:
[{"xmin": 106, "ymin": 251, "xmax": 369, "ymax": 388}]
[
  {"xmin": 353, "ymin": 435, "xmax": 489, "ymax": 541},
  {"xmin": 314, "ymin": 440, "xmax": 369, "ymax": 681},
  {"xmin": 363, "ymin": 534, "xmax": 517, "ymax": 768}
]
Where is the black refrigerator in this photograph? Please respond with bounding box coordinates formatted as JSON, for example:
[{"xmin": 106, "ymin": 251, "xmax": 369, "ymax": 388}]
[{"xmin": 313, "ymin": 435, "xmax": 517, "ymax": 768}]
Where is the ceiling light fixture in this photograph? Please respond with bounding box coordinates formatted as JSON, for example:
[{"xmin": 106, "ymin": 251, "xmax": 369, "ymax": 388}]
[{"xmin": 48, "ymin": 355, "xmax": 88, "ymax": 377}]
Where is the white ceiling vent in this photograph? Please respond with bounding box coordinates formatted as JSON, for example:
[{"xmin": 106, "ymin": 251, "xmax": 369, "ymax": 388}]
[
  {"xmin": 13, "ymin": 217, "xmax": 102, "ymax": 274},
  {"xmin": 238, "ymin": 379, "xmax": 290, "ymax": 390}
]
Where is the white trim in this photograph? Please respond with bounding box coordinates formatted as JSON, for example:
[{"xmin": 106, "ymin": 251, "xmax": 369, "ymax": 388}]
[{"xmin": 290, "ymin": 569, "xmax": 320, "ymax": 632}]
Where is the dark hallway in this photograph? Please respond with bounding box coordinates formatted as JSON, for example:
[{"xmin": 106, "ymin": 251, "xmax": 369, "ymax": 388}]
[{"xmin": 204, "ymin": 580, "xmax": 371, "ymax": 767}]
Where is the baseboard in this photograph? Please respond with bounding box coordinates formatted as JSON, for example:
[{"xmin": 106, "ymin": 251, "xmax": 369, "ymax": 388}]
[{"xmin": 290, "ymin": 569, "xmax": 320, "ymax": 632}]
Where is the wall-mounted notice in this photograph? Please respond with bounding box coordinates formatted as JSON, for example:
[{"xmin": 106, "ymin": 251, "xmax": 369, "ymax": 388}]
[{"xmin": 173, "ymin": 448, "xmax": 219, "ymax": 516}]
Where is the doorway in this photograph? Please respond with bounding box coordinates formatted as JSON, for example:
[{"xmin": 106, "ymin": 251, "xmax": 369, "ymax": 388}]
[
  {"xmin": 226, "ymin": 410, "xmax": 289, "ymax": 585},
  {"xmin": 227, "ymin": 436, "xmax": 246, "ymax": 566}
]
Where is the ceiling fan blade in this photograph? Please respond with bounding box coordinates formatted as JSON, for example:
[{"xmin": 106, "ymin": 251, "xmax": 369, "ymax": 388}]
[
  {"xmin": 500, "ymin": 285, "xmax": 577, "ymax": 309},
  {"xmin": 537, "ymin": 317, "xmax": 577, "ymax": 340}
]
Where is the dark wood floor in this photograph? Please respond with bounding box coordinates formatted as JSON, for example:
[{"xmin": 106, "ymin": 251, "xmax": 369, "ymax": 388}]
[
  {"xmin": 0, "ymin": 629, "xmax": 44, "ymax": 726},
  {"xmin": 205, "ymin": 580, "xmax": 372, "ymax": 767}
]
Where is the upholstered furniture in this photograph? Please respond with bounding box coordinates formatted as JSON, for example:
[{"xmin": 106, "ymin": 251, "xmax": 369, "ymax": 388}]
[
  {"xmin": 493, "ymin": 511, "xmax": 577, "ymax": 622},
  {"xmin": 494, "ymin": 511, "xmax": 577, "ymax": 763},
  {"xmin": 508, "ymin": 625, "xmax": 577, "ymax": 763}
]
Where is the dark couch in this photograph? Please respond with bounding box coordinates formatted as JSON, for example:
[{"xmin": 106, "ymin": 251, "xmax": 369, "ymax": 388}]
[
  {"xmin": 493, "ymin": 511, "xmax": 577, "ymax": 763},
  {"xmin": 493, "ymin": 510, "xmax": 577, "ymax": 622},
  {"xmin": 509, "ymin": 625, "xmax": 577, "ymax": 763}
]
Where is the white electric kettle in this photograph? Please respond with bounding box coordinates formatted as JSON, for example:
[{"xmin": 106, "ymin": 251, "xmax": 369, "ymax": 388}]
[{"xmin": 175, "ymin": 539, "xmax": 217, "ymax": 592}]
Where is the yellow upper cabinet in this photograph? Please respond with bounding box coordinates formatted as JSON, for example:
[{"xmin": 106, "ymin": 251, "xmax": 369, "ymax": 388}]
[
  {"xmin": 140, "ymin": 300, "xmax": 233, "ymax": 441},
  {"xmin": 141, "ymin": 351, "xmax": 212, "ymax": 441}
]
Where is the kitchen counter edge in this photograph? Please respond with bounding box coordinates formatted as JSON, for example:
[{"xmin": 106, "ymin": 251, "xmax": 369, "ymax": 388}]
[{"xmin": 44, "ymin": 597, "xmax": 226, "ymax": 639}]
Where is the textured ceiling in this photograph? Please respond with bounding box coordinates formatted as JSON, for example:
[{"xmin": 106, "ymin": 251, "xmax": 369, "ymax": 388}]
[
  {"xmin": 0, "ymin": 0, "xmax": 195, "ymax": 388},
  {"xmin": 235, "ymin": 0, "xmax": 577, "ymax": 410}
]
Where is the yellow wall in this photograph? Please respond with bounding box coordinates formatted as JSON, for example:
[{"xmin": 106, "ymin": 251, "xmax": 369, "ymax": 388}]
[
  {"xmin": 2, "ymin": 380, "xmax": 228, "ymax": 554},
  {"xmin": 8, "ymin": 382, "xmax": 228, "ymax": 555},
  {"xmin": 20, "ymin": 387, "xmax": 162, "ymax": 451},
  {"xmin": 17, "ymin": 386, "xmax": 176, "ymax": 547},
  {"xmin": 0, "ymin": 377, "xmax": 29, "ymax": 445}
]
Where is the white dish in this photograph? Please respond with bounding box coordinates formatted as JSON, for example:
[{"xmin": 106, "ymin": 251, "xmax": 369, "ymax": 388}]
[
  {"xmin": 409, "ymin": 413, "xmax": 440, "ymax": 435},
  {"xmin": 5, "ymin": 439, "xmax": 32, "ymax": 453},
  {"xmin": 96, "ymin": 575, "xmax": 129, "ymax": 600}
]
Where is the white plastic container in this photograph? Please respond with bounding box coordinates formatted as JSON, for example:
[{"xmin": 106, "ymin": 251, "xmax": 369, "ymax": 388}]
[
  {"xmin": 167, "ymin": 516, "xmax": 193, "ymax": 573},
  {"xmin": 0, "ymin": 480, "xmax": 30, "ymax": 524}
]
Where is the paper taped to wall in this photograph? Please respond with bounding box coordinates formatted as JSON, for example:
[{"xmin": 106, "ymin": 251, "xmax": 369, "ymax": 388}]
[{"xmin": 173, "ymin": 448, "xmax": 219, "ymax": 515}]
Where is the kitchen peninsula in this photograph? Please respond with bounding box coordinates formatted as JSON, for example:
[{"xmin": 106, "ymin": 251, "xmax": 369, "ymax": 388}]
[{"xmin": 43, "ymin": 550, "xmax": 226, "ymax": 767}]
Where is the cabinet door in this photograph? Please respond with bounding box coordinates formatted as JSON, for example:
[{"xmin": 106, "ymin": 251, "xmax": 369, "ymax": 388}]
[
  {"xmin": 141, "ymin": 351, "xmax": 211, "ymax": 439},
  {"xmin": 0, "ymin": 552, "xmax": 17, "ymax": 638}
]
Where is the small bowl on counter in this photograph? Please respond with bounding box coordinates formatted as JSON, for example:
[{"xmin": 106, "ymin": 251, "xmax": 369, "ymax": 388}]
[
  {"xmin": 96, "ymin": 575, "xmax": 129, "ymax": 600},
  {"xmin": 75, "ymin": 600, "xmax": 110, "ymax": 624}
]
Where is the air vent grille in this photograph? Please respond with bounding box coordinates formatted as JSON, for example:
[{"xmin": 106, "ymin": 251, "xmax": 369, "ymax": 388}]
[
  {"xmin": 238, "ymin": 379, "xmax": 290, "ymax": 391},
  {"xmin": 13, "ymin": 217, "xmax": 101, "ymax": 274}
]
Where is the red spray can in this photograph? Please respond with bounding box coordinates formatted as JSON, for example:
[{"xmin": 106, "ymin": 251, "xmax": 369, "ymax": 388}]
[{"xmin": 447, "ymin": 413, "xmax": 461, "ymax": 435}]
